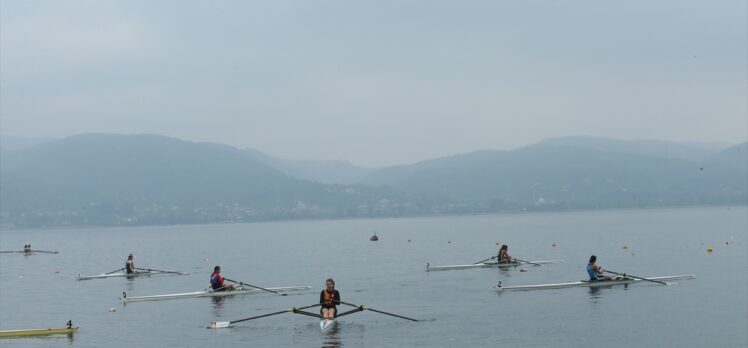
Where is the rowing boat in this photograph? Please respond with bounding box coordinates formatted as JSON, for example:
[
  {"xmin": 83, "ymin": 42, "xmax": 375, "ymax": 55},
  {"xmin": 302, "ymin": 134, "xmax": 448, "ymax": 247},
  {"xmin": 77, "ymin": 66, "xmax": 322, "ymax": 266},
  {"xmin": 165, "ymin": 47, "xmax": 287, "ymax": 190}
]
[
  {"xmin": 78, "ymin": 269, "xmax": 188, "ymax": 280},
  {"xmin": 425, "ymin": 260, "xmax": 563, "ymax": 271},
  {"xmin": 0, "ymin": 250, "xmax": 59, "ymax": 255},
  {"xmin": 495, "ymin": 275, "xmax": 695, "ymax": 291},
  {"xmin": 0, "ymin": 327, "xmax": 78, "ymax": 337},
  {"xmin": 320, "ymin": 319, "xmax": 336, "ymax": 332},
  {"xmin": 121, "ymin": 285, "xmax": 311, "ymax": 302},
  {"xmin": 1, "ymin": 321, "xmax": 77, "ymax": 338}
]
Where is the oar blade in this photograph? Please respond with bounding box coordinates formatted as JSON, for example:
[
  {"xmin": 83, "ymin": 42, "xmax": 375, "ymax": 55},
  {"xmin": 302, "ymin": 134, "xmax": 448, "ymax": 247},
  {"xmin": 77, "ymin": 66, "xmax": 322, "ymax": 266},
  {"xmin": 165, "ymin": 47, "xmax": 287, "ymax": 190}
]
[{"xmin": 208, "ymin": 321, "xmax": 231, "ymax": 329}]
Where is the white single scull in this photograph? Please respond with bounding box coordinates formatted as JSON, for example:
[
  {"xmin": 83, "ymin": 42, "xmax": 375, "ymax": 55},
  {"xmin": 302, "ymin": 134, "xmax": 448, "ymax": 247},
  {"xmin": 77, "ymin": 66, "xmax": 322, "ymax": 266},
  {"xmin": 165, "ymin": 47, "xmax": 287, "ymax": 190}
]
[
  {"xmin": 0, "ymin": 250, "xmax": 59, "ymax": 255},
  {"xmin": 495, "ymin": 275, "xmax": 695, "ymax": 291},
  {"xmin": 78, "ymin": 269, "xmax": 188, "ymax": 280},
  {"xmin": 121, "ymin": 285, "xmax": 311, "ymax": 302},
  {"xmin": 426, "ymin": 260, "xmax": 563, "ymax": 271}
]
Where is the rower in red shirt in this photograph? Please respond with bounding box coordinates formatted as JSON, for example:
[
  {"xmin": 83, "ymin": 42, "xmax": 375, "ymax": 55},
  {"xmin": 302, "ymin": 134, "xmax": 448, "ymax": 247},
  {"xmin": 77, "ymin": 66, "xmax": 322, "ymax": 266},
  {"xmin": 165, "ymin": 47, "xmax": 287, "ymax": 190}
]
[{"xmin": 210, "ymin": 266, "xmax": 234, "ymax": 291}]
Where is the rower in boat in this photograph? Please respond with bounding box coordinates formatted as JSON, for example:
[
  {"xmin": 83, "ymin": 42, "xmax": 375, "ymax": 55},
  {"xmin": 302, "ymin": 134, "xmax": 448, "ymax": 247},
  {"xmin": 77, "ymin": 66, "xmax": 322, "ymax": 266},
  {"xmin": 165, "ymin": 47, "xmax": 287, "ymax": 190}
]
[
  {"xmin": 498, "ymin": 244, "xmax": 512, "ymax": 263},
  {"xmin": 23, "ymin": 244, "xmax": 31, "ymax": 253},
  {"xmin": 126, "ymin": 254, "xmax": 137, "ymax": 274},
  {"xmin": 210, "ymin": 266, "xmax": 234, "ymax": 291},
  {"xmin": 320, "ymin": 278, "xmax": 340, "ymax": 319},
  {"xmin": 587, "ymin": 255, "xmax": 613, "ymax": 281}
]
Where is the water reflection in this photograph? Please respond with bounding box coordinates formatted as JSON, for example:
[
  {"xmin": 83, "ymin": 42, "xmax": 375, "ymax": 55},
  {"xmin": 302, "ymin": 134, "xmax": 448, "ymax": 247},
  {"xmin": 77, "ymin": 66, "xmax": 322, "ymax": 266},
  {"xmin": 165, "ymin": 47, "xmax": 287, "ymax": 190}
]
[
  {"xmin": 587, "ymin": 284, "xmax": 630, "ymax": 303},
  {"xmin": 321, "ymin": 323, "xmax": 341, "ymax": 348},
  {"xmin": 66, "ymin": 332, "xmax": 76, "ymax": 345},
  {"xmin": 124, "ymin": 276, "xmax": 140, "ymax": 293},
  {"xmin": 587, "ymin": 287, "xmax": 603, "ymax": 303},
  {"xmin": 495, "ymin": 267, "xmax": 512, "ymax": 277},
  {"xmin": 211, "ymin": 296, "xmax": 225, "ymax": 316}
]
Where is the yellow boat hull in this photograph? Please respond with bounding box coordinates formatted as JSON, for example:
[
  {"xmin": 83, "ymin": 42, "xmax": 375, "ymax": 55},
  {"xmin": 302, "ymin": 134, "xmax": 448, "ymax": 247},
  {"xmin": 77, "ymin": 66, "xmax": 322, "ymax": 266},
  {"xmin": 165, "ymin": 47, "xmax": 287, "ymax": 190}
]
[{"xmin": 0, "ymin": 327, "xmax": 78, "ymax": 337}]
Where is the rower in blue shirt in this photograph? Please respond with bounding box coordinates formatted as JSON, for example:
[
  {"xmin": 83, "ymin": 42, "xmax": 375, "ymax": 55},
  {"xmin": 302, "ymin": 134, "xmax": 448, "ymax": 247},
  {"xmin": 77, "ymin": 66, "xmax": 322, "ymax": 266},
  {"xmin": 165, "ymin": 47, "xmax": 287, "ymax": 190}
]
[{"xmin": 587, "ymin": 255, "xmax": 612, "ymax": 281}]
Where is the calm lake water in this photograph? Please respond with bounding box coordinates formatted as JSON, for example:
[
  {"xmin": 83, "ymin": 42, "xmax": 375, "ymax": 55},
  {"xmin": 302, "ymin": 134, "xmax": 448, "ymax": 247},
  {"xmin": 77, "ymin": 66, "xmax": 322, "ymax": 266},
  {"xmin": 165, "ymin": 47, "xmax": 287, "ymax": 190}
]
[{"xmin": 1, "ymin": 206, "xmax": 746, "ymax": 347}]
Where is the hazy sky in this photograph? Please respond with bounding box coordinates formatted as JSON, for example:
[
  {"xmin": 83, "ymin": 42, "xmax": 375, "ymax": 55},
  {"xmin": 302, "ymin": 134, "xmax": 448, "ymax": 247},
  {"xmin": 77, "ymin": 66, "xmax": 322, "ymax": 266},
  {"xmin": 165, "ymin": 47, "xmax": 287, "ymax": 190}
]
[{"xmin": 1, "ymin": 0, "xmax": 746, "ymax": 166}]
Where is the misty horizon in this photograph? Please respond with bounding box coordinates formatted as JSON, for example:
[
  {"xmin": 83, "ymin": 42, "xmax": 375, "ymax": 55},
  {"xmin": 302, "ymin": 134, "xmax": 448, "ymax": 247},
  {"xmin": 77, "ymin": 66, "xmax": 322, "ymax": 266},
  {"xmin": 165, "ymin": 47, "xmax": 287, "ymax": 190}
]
[{"xmin": 1, "ymin": 132, "xmax": 740, "ymax": 168}]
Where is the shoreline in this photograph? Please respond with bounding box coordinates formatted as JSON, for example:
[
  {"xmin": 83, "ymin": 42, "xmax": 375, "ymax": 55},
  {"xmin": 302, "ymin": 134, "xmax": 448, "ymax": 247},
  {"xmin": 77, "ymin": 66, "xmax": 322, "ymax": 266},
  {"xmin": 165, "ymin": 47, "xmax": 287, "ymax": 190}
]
[{"xmin": 1, "ymin": 203, "xmax": 744, "ymax": 233}]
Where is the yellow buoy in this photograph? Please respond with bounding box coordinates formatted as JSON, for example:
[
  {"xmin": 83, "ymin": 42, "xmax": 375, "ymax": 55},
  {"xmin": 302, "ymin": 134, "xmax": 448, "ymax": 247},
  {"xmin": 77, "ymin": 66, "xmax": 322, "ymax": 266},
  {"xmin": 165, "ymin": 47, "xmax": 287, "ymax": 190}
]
[
  {"xmin": 707, "ymin": 246, "xmax": 713, "ymax": 253},
  {"xmin": 623, "ymin": 245, "xmax": 629, "ymax": 250}
]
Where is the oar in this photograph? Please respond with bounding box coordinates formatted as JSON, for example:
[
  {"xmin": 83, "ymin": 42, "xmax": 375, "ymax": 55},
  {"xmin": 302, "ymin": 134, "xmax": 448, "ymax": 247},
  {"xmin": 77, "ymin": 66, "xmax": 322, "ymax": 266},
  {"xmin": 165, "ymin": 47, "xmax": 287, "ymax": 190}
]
[
  {"xmin": 224, "ymin": 278, "xmax": 287, "ymax": 296},
  {"xmin": 106, "ymin": 268, "xmax": 125, "ymax": 275},
  {"xmin": 604, "ymin": 270, "xmax": 669, "ymax": 285},
  {"xmin": 141, "ymin": 268, "xmax": 188, "ymax": 275},
  {"xmin": 31, "ymin": 250, "xmax": 59, "ymax": 254},
  {"xmin": 209, "ymin": 303, "xmax": 322, "ymax": 328},
  {"xmin": 474, "ymin": 256, "xmax": 497, "ymax": 264},
  {"xmin": 338, "ymin": 301, "xmax": 418, "ymax": 322},
  {"xmin": 514, "ymin": 258, "xmax": 544, "ymax": 266}
]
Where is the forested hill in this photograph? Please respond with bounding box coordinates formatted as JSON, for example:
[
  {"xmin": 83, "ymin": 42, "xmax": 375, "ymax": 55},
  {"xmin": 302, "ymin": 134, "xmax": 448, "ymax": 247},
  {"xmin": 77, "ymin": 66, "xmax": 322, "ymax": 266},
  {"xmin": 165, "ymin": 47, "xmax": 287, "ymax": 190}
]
[{"xmin": 0, "ymin": 134, "xmax": 418, "ymax": 227}]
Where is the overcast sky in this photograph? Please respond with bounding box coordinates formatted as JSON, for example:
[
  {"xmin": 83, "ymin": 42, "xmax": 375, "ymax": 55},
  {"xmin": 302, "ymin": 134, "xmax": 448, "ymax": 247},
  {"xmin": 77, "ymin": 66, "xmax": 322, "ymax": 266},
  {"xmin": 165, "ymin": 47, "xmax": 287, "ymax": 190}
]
[{"xmin": 1, "ymin": 1, "xmax": 746, "ymax": 166}]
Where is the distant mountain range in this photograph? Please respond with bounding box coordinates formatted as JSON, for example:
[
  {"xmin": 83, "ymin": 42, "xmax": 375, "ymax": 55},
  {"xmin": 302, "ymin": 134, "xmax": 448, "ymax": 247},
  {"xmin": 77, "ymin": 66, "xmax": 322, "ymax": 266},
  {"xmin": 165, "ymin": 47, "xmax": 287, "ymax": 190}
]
[
  {"xmin": 1, "ymin": 134, "xmax": 745, "ymax": 228},
  {"xmin": 359, "ymin": 139, "xmax": 747, "ymax": 212}
]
